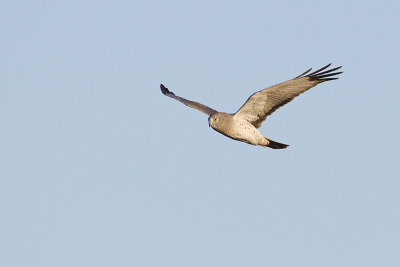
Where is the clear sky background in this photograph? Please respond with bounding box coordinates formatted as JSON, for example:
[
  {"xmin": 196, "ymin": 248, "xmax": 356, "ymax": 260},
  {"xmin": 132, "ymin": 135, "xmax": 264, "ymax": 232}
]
[{"xmin": 1, "ymin": 0, "xmax": 399, "ymax": 266}]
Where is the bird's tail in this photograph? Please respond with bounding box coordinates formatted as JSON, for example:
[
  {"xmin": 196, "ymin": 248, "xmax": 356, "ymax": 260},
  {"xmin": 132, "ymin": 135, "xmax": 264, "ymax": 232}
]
[{"xmin": 266, "ymin": 138, "xmax": 289, "ymax": 149}]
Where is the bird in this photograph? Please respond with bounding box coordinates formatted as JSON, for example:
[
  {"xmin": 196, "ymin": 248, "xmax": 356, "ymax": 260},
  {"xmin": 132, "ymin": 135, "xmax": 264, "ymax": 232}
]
[{"xmin": 160, "ymin": 63, "xmax": 342, "ymax": 149}]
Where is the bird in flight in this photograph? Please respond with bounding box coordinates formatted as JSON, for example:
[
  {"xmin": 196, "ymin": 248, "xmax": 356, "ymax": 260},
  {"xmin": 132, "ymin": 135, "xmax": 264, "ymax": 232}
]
[{"xmin": 161, "ymin": 63, "xmax": 342, "ymax": 149}]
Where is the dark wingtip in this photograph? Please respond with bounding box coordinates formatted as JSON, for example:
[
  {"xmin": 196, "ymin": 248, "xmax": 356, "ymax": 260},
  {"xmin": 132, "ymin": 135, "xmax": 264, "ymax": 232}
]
[
  {"xmin": 160, "ymin": 84, "xmax": 171, "ymax": 95},
  {"xmin": 307, "ymin": 64, "xmax": 343, "ymax": 82}
]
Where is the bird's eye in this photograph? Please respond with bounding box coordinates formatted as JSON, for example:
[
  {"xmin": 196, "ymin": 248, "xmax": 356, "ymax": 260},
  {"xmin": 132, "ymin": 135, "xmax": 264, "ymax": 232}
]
[{"xmin": 213, "ymin": 117, "xmax": 218, "ymax": 122}]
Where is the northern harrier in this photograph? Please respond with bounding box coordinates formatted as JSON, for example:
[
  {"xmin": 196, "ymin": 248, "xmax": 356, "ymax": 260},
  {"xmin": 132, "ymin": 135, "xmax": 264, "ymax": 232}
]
[{"xmin": 161, "ymin": 63, "xmax": 342, "ymax": 149}]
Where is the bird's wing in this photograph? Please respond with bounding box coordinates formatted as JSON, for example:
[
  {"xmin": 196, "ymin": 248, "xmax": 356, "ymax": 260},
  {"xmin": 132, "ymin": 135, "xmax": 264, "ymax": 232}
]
[
  {"xmin": 160, "ymin": 84, "xmax": 217, "ymax": 116},
  {"xmin": 234, "ymin": 64, "xmax": 342, "ymax": 128}
]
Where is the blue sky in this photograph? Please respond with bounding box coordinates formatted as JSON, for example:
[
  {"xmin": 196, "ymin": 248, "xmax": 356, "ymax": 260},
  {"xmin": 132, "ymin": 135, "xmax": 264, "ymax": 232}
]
[{"xmin": 1, "ymin": 0, "xmax": 399, "ymax": 266}]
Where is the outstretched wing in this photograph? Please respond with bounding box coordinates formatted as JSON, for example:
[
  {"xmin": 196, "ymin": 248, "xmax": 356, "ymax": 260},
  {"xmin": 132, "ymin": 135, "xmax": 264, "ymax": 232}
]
[
  {"xmin": 160, "ymin": 84, "xmax": 217, "ymax": 116},
  {"xmin": 234, "ymin": 64, "xmax": 342, "ymax": 128}
]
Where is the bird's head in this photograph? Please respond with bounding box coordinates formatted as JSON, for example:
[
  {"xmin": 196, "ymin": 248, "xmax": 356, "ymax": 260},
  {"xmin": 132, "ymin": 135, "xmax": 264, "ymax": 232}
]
[
  {"xmin": 208, "ymin": 112, "xmax": 230, "ymax": 130},
  {"xmin": 208, "ymin": 113, "xmax": 219, "ymax": 128}
]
